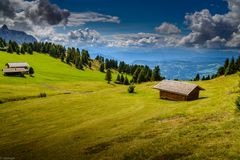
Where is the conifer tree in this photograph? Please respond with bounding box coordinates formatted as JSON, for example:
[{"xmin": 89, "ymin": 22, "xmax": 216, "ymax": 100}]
[
  {"xmin": 137, "ymin": 69, "xmax": 145, "ymax": 83},
  {"xmin": 116, "ymin": 74, "xmax": 121, "ymax": 82},
  {"xmin": 224, "ymin": 58, "xmax": 229, "ymax": 70},
  {"xmin": 20, "ymin": 46, "xmax": 25, "ymax": 54},
  {"xmin": 217, "ymin": 66, "xmax": 225, "ymax": 76},
  {"xmin": 225, "ymin": 57, "xmax": 236, "ymax": 75},
  {"xmin": 194, "ymin": 73, "xmax": 200, "ymax": 81},
  {"xmin": 105, "ymin": 69, "xmax": 112, "ymax": 83},
  {"xmin": 7, "ymin": 44, "xmax": 13, "ymax": 53},
  {"xmin": 120, "ymin": 74, "xmax": 124, "ymax": 83},
  {"xmin": 100, "ymin": 63, "xmax": 105, "ymax": 72},
  {"xmin": 88, "ymin": 61, "xmax": 92, "ymax": 68},
  {"xmin": 124, "ymin": 76, "xmax": 130, "ymax": 85},
  {"xmin": 133, "ymin": 67, "xmax": 141, "ymax": 82},
  {"xmin": 151, "ymin": 66, "xmax": 161, "ymax": 81},
  {"xmin": 27, "ymin": 46, "xmax": 33, "ymax": 54},
  {"xmin": 78, "ymin": 60, "xmax": 83, "ymax": 70}
]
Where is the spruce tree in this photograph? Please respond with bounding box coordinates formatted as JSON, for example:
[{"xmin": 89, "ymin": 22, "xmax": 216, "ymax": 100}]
[
  {"xmin": 236, "ymin": 56, "xmax": 240, "ymax": 71},
  {"xmin": 7, "ymin": 44, "xmax": 13, "ymax": 53},
  {"xmin": 88, "ymin": 61, "xmax": 92, "ymax": 68},
  {"xmin": 105, "ymin": 69, "xmax": 112, "ymax": 83},
  {"xmin": 137, "ymin": 69, "xmax": 145, "ymax": 83},
  {"xmin": 116, "ymin": 74, "xmax": 121, "ymax": 83},
  {"xmin": 124, "ymin": 76, "xmax": 130, "ymax": 85},
  {"xmin": 133, "ymin": 67, "xmax": 141, "ymax": 82},
  {"xmin": 78, "ymin": 60, "xmax": 83, "ymax": 70},
  {"xmin": 224, "ymin": 58, "xmax": 229, "ymax": 70},
  {"xmin": 194, "ymin": 73, "xmax": 200, "ymax": 81},
  {"xmin": 120, "ymin": 74, "xmax": 124, "ymax": 83},
  {"xmin": 206, "ymin": 75, "xmax": 210, "ymax": 80},
  {"xmin": 20, "ymin": 46, "xmax": 25, "ymax": 54},
  {"xmin": 60, "ymin": 53, "xmax": 65, "ymax": 62},
  {"xmin": 217, "ymin": 66, "xmax": 225, "ymax": 76},
  {"xmin": 100, "ymin": 63, "xmax": 105, "ymax": 72},
  {"xmin": 27, "ymin": 46, "xmax": 33, "ymax": 54},
  {"xmin": 225, "ymin": 57, "xmax": 236, "ymax": 75},
  {"xmin": 151, "ymin": 66, "xmax": 161, "ymax": 81}
]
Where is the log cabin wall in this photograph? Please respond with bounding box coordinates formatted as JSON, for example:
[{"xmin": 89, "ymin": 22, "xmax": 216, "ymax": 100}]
[{"xmin": 160, "ymin": 90, "xmax": 186, "ymax": 101}]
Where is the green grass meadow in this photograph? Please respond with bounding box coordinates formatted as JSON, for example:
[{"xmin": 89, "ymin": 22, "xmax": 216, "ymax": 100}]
[{"xmin": 0, "ymin": 51, "xmax": 240, "ymax": 159}]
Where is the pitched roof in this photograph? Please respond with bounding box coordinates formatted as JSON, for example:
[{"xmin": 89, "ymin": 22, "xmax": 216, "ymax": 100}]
[
  {"xmin": 153, "ymin": 80, "xmax": 204, "ymax": 96},
  {"xmin": 6, "ymin": 62, "xmax": 29, "ymax": 68}
]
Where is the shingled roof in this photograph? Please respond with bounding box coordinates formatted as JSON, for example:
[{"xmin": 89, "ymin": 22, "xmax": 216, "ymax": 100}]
[
  {"xmin": 6, "ymin": 62, "xmax": 29, "ymax": 68},
  {"xmin": 153, "ymin": 80, "xmax": 204, "ymax": 96}
]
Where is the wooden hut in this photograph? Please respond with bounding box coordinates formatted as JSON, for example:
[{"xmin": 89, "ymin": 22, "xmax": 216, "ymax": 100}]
[
  {"xmin": 2, "ymin": 62, "xmax": 29, "ymax": 76},
  {"xmin": 153, "ymin": 80, "xmax": 204, "ymax": 101}
]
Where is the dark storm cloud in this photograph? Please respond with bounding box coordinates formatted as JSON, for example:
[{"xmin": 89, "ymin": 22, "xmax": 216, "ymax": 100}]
[
  {"xmin": 25, "ymin": 0, "xmax": 70, "ymax": 25},
  {"xmin": 0, "ymin": 0, "xmax": 16, "ymax": 18}
]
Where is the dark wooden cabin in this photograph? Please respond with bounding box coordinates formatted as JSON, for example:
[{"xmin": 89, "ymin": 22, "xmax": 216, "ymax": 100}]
[
  {"xmin": 153, "ymin": 80, "xmax": 205, "ymax": 101},
  {"xmin": 2, "ymin": 62, "xmax": 29, "ymax": 76}
]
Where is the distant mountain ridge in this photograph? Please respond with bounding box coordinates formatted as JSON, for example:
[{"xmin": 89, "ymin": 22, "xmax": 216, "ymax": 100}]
[{"xmin": 0, "ymin": 25, "xmax": 37, "ymax": 44}]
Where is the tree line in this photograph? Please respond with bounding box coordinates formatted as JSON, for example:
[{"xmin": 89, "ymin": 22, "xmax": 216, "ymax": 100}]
[
  {"xmin": 1, "ymin": 37, "xmax": 164, "ymax": 83},
  {"xmin": 96, "ymin": 55, "xmax": 164, "ymax": 84},
  {"xmin": 0, "ymin": 37, "xmax": 92, "ymax": 70},
  {"xmin": 193, "ymin": 56, "xmax": 240, "ymax": 81}
]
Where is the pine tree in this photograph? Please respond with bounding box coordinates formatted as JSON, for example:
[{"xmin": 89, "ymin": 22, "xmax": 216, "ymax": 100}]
[
  {"xmin": 16, "ymin": 47, "xmax": 20, "ymax": 54},
  {"xmin": 137, "ymin": 69, "xmax": 145, "ymax": 83},
  {"xmin": 224, "ymin": 58, "xmax": 229, "ymax": 70},
  {"xmin": 236, "ymin": 56, "xmax": 240, "ymax": 71},
  {"xmin": 75, "ymin": 57, "xmax": 80, "ymax": 68},
  {"xmin": 100, "ymin": 63, "xmax": 105, "ymax": 72},
  {"xmin": 217, "ymin": 66, "xmax": 225, "ymax": 76},
  {"xmin": 120, "ymin": 74, "xmax": 124, "ymax": 83},
  {"xmin": 7, "ymin": 44, "xmax": 13, "ymax": 53},
  {"xmin": 88, "ymin": 61, "xmax": 92, "ymax": 68},
  {"xmin": 194, "ymin": 73, "xmax": 200, "ymax": 81},
  {"xmin": 133, "ymin": 67, "xmax": 141, "ymax": 82},
  {"xmin": 116, "ymin": 74, "xmax": 121, "ymax": 83},
  {"xmin": 124, "ymin": 76, "xmax": 130, "ymax": 85},
  {"xmin": 78, "ymin": 60, "xmax": 83, "ymax": 70},
  {"xmin": 206, "ymin": 75, "xmax": 210, "ymax": 80},
  {"xmin": 60, "ymin": 53, "xmax": 65, "ymax": 62},
  {"xmin": 20, "ymin": 45, "xmax": 25, "ymax": 54},
  {"xmin": 151, "ymin": 66, "xmax": 161, "ymax": 81},
  {"xmin": 27, "ymin": 46, "xmax": 33, "ymax": 54},
  {"xmin": 105, "ymin": 69, "xmax": 112, "ymax": 83},
  {"xmin": 225, "ymin": 57, "xmax": 236, "ymax": 75}
]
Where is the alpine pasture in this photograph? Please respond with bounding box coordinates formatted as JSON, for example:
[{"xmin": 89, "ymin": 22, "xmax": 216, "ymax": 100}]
[{"xmin": 0, "ymin": 51, "xmax": 240, "ymax": 160}]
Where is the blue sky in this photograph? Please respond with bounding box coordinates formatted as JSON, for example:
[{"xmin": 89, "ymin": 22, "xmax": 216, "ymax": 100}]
[
  {"xmin": 51, "ymin": 0, "xmax": 229, "ymax": 34},
  {"xmin": 1, "ymin": 0, "xmax": 240, "ymax": 52}
]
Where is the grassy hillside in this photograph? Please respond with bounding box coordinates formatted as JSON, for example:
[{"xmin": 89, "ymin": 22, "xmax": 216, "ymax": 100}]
[
  {"xmin": 0, "ymin": 51, "xmax": 240, "ymax": 160},
  {"xmin": 0, "ymin": 51, "xmax": 105, "ymax": 84},
  {"xmin": 0, "ymin": 51, "xmax": 110, "ymax": 101}
]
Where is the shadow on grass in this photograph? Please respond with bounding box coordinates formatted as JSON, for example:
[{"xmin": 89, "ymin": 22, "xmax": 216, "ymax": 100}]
[
  {"xmin": 198, "ymin": 96, "xmax": 208, "ymax": 100},
  {"xmin": 3, "ymin": 74, "xmax": 26, "ymax": 78}
]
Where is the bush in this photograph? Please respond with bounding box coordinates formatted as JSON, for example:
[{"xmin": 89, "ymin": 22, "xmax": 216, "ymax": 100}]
[
  {"xmin": 236, "ymin": 96, "xmax": 240, "ymax": 110},
  {"xmin": 39, "ymin": 92, "xmax": 47, "ymax": 98},
  {"xmin": 128, "ymin": 84, "xmax": 135, "ymax": 93},
  {"xmin": 29, "ymin": 67, "xmax": 34, "ymax": 76}
]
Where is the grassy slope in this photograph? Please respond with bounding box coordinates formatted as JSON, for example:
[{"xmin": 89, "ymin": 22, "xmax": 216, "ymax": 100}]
[
  {"xmin": 0, "ymin": 51, "xmax": 240, "ymax": 160},
  {"xmin": 0, "ymin": 51, "xmax": 108, "ymax": 101}
]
